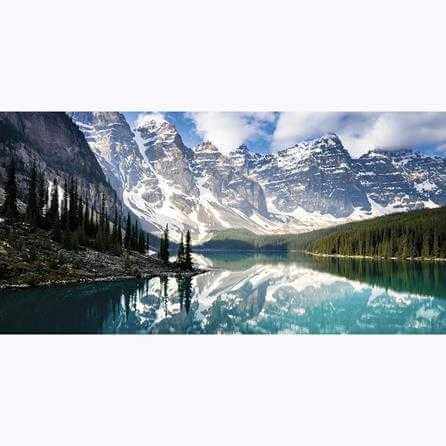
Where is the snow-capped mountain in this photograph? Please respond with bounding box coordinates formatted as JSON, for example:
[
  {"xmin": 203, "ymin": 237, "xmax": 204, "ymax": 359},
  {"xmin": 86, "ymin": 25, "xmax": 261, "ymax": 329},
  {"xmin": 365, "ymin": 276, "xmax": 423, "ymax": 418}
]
[
  {"xmin": 246, "ymin": 134, "xmax": 371, "ymax": 218},
  {"xmin": 374, "ymin": 149, "xmax": 446, "ymax": 205},
  {"xmin": 69, "ymin": 113, "xmax": 446, "ymax": 240}
]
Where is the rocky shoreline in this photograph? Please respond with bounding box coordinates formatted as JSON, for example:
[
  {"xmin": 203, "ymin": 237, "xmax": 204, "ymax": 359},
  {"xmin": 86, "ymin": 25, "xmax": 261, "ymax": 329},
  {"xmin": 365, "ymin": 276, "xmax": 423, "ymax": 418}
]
[
  {"xmin": 306, "ymin": 251, "xmax": 446, "ymax": 262},
  {"xmin": 0, "ymin": 221, "xmax": 206, "ymax": 290}
]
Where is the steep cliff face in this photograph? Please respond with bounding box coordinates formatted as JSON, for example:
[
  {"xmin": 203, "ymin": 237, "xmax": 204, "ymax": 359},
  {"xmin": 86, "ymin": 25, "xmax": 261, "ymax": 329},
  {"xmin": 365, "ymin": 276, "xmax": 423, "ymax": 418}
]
[
  {"xmin": 248, "ymin": 134, "xmax": 371, "ymax": 218},
  {"xmin": 355, "ymin": 150, "xmax": 424, "ymax": 211},
  {"xmin": 0, "ymin": 112, "xmax": 116, "ymax": 208},
  {"xmin": 192, "ymin": 141, "xmax": 268, "ymax": 217},
  {"xmin": 385, "ymin": 149, "xmax": 446, "ymax": 205},
  {"xmin": 354, "ymin": 149, "xmax": 446, "ymax": 212},
  {"xmin": 70, "ymin": 113, "xmax": 278, "ymax": 239},
  {"xmin": 69, "ymin": 112, "xmax": 145, "ymax": 198}
]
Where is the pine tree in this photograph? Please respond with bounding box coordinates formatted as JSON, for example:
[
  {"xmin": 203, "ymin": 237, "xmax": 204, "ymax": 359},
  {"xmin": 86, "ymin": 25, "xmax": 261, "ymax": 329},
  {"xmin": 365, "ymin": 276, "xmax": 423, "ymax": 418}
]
[
  {"xmin": 99, "ymin": 193, "xmax": 106, "ymax": 232},
  {"xmin": 25, "ymin": 163, "xmax": 38, "ymax": 226},
  {"xmin": 89, "ymin": 204, "xmax": 96, "ymax": 237},
  {"xmin": 432, "ymin": 231, "xmax": 440, "ymax": 258},
  {"xmin": 68, "ymin": 178, "xmax": 80, "ymax": 231},
  {"xmin": 46, "ymin": 179, "xmax": 62, "ymax": 243},
  {"xmin": 124, "ymin": 213, "xmax": 132, "ymax": 249},
  {"xmin": 84, "ymin": 195, "xmax": 90, "ymax": 236},
  {"xmin": 163, "ymin": 224, "xmax": 170, "ymax": 263},
  {"xmin": 2, "ymin": 156, "xmax": 18, "ymax": 218},
  {"xmin": 422, "ymin": 233, "xmax": 431, "ymax": 258},
  {"xmin": 116, "ymin": 211, "xmax": 123, "ymax": 248},
  {"xmin": 104, "ymin": 211, "xmax": 110, "ymax": 249},
  {"xmin": 177, "ymin": 232, "xmax": 185, "ymax": 266},
  {"xmin": 184, "ymin": 230, "xmax": 193, "ymax": 270},
  {"xmin": 158, "ymin": 225, "xmax": 170, "ymax": 263},
  {"xmin": 37, "ymin": 170, "xmax": 47, "ymax": 227},
  {"xmin": 111, "ymin": 206, "xmax": 118, "ymax": 246},
  {"xmin": 47, "ymin": 178, "xmax": 60, "ymax": 226},
  {"xmin": 133, "ymin": 220, "xmax": 139, "ymax": 251},
  {"xmin": 78, "ymin": 191, "xmax": 84, "ymax": 230},
  {"xmin": 158, "ymin": 235, "xmax": 165, "ymax": 261},
  {"xmin": 60, "ymin": 179, "xmax": 69, "ymax": 231}
]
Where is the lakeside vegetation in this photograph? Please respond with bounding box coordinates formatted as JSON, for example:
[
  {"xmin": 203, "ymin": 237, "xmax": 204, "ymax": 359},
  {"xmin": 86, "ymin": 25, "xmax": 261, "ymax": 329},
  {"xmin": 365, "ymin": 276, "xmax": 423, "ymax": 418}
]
[
  {"xmin": 199, "ymin": 207, "xmax": 446, "ymax": 261},
  {"xmin": 198, "ymin": 227, "xmax": 338, "ymax": 252},
  {"xmin": 308, "ymin": 207, "xmax": 446, "ymax": 259},
  {"xmin": 0, "ymin": 156, "xmax": 196, "ymax": 287},
  {"xmin": 2, "ymin": 156, "xmax": 149, "ymax": 254}
]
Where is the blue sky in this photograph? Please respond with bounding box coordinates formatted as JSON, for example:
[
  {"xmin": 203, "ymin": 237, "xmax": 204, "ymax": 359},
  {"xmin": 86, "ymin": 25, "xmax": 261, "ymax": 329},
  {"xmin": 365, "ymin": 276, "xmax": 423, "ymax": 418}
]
[{"xmin": 124, "ymin": 112, "xmax": 446, "ymax": 158}]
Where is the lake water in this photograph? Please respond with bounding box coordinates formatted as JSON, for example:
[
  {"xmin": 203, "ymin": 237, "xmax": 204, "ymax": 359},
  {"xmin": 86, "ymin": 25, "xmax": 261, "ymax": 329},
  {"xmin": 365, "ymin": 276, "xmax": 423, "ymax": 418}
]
[{"xmin": 1, "ymin": 253, "xmax": 446, "ymax": 334}]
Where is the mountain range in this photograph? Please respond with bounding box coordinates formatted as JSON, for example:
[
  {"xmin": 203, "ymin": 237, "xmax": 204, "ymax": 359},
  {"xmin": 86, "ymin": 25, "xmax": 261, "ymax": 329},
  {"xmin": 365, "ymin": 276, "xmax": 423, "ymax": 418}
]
[
  {"xmin": 69, "ymin": 112, "xmax": 446, "ymax": 241},
  {"xmin": 1, "ymin": 112, "xmax": 445, "ymax": 242}
]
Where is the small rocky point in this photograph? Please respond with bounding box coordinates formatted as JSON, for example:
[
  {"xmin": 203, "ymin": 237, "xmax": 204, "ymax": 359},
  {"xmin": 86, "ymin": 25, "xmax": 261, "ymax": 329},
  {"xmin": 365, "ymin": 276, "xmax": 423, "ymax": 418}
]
[{"xmin": 0, "ymin": 219, "xmax": 203, "ymax": 290}]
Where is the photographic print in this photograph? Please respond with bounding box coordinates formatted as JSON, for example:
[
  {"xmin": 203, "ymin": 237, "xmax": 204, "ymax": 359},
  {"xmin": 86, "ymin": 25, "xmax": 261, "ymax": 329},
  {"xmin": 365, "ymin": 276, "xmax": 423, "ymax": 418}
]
[
  {"xmin": 1, "ymin": 111, "xmax": 445, "ymax": 333},
  {"xmin": 4, "ymin": 2, "xmax": 446, "ymax": 445}
]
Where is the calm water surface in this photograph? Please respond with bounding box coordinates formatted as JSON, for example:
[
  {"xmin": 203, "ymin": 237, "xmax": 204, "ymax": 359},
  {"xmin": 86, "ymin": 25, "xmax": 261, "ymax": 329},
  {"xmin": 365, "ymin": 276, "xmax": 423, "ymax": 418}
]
[{"xmin": 1, "ymin": 253, "xmax": 446, "ymax": 334}]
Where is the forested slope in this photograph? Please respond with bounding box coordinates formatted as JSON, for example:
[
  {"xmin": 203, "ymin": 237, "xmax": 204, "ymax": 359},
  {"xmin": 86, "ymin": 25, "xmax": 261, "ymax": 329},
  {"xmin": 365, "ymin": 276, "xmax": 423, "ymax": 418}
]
[
  {"xmin": 309, "ymin": 207, "xmax": 446, "ymax": 259},
  {"xmin": 198, "ymin": 227, "xmax": 339, "ymax": 251}
]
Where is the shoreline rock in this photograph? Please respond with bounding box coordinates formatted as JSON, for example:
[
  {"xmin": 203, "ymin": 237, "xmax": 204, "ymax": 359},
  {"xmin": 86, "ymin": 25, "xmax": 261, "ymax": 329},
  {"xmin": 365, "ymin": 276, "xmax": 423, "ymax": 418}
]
[
  {"xmin": 0, "ymin": 220, "xmax": 206, "ymax": 291},
  {"xmin": 306, "ymin": 251, "xmax": 446, "ymax": 262}
]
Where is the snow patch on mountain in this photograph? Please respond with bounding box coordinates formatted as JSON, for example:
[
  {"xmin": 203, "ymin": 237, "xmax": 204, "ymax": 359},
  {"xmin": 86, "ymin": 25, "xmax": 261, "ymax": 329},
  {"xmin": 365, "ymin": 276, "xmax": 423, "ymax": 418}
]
[{"xmin": 70, "ymin": 113, "xmax": 446, "ymax": 241}]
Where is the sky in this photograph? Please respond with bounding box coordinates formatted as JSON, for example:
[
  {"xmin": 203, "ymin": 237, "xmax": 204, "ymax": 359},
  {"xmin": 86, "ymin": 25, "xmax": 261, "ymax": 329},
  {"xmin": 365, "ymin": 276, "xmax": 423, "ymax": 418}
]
[{"xmin": 124, "ymin": 112, "xmax": 446, "ymax": 158}]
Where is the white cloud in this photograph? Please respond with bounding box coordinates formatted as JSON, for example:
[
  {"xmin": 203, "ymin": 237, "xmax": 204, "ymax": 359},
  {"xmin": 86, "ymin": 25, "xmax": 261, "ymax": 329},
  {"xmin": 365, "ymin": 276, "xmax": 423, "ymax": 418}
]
[
  {"xmin": 187, "ymin": 112, "xmax": 276, "ymax": 154},
  {"xmin": 272, "ymin": 112, "xmax": 446, "ymax": 157},
  {"xmin": 134, "ymin": 112, "xmax": 166, "ymax": 129}
]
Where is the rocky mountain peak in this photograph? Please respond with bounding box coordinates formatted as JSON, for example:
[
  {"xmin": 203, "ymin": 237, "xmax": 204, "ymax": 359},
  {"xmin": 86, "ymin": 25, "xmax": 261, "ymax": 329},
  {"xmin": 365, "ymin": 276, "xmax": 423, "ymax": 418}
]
[
  {"xmin": 134, "ymin": 117, "xmax": 192, "ymax": 162},
  {"xmin": 195, "ymin": 141, "xmax": 221, "ymax": 153},
  {"xmin": 68, "ymin": 113, "xmax": 446, "ymax": 239},
  {"xmin": 365, "ymin": 148, "xmax": 414, "ymax": 159},
  {"xmin": 233, "ymin": 144, "xmax": 249, "ymax": 154},
  {"xmin": 279, "ymin": 133, "xmax": 344, "ymax": 157},
  {"xmin": 136, "ymin": 116, "xmax": 174, "ymax": 134}
]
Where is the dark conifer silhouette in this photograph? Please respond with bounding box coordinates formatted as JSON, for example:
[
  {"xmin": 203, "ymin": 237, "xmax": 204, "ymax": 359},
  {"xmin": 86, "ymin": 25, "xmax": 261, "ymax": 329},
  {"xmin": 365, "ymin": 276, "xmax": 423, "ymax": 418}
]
[
  {"xmin": 0, "ymin": 160, "xmax": 154, "ymax": 258},
  {"xmin": 184, "ymin": 230, "xmax": 193, "ymax": 270},
  {"xmin": 2, "ymin": 156, "xmax": 18, "ymax": 219},
  {"xmin": 177, "ymin": 232, "xmax": 185, "ymax": 266},
  {"xmin": 25, "ymin": 163, "xmax": 38, "ymax": 226},
  {"xmin": 309, "ymin": 207, "xmax": 446, "ymax": 259},
  {"xmin": 37, "ymin": 170, "xmax": 47, "ymax": 227},
  {"xmin": 159, "ymin": 224, "xmax": 170, "ymax": 263},
  {"xmin": 124, "ymin": 213, "xmax": 132, "ymax": 249}
]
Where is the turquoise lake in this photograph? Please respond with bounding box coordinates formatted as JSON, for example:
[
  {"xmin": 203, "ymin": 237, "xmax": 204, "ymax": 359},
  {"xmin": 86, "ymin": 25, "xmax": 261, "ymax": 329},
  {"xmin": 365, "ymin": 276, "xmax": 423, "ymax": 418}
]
[{"xmin": 1, "ymin": 253, "xmax": 446, "ymax": 334}]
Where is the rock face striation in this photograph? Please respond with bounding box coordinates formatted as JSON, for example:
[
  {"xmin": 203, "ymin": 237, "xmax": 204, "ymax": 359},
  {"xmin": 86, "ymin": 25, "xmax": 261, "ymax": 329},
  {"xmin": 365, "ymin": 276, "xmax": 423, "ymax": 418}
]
[
  {"xmin": 0, "ymin": 112, "xmax": 117, "ymax": 209},
  {"xmin": 69, "ymin": 113, "xmax": 281, "ymax": 238},
  {"xmin": 68, "ymin": 113, "xmax": 446, "ymax": 240},
  {"xmin": 355, "ymin": 149, "xmax": 446, "ymax": 210}
]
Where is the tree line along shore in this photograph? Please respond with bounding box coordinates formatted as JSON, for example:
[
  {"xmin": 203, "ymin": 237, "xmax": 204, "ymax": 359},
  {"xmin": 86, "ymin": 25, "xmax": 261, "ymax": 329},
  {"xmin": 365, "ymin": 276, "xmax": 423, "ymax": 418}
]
[
  {"xmin": 0, "ymin": 156, "xmax": 199, "ymax": 288},
  {"xmin": 198, "ymin": 208, "xmax": 446, "ymax": 261},
  {"xmin": 307, "ymin": 207, "xmax": 446, "ymax": 260}
]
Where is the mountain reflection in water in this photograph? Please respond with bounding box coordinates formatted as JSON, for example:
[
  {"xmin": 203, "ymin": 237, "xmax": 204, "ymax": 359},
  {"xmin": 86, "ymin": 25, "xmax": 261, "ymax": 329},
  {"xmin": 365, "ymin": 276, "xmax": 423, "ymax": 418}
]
[{"xmin": 1, "ymin": 253, "xmax": 445, "ymax": 334}]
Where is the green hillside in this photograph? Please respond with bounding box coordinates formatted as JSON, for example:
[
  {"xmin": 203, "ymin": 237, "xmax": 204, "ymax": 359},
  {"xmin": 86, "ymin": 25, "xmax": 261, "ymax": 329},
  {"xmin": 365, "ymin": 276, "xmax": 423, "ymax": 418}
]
[
  {"xmin": 198, "ymin": 226, "xmax": 339, "ymax": 251},
  {"xmin": 199, "ymin": 207, "xmax": 446, "ymax": 260},
  {"xmin": 309, "ymin": 207, "xmax": 446, "ymax": 259}
]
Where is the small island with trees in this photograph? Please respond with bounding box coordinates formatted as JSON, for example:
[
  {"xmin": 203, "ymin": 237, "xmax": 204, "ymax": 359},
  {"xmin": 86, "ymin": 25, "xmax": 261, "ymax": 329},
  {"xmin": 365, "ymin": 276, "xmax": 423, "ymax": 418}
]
[{"xmin": 0, "ymin": 156, "xmax": 202, "ymax": 289}]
